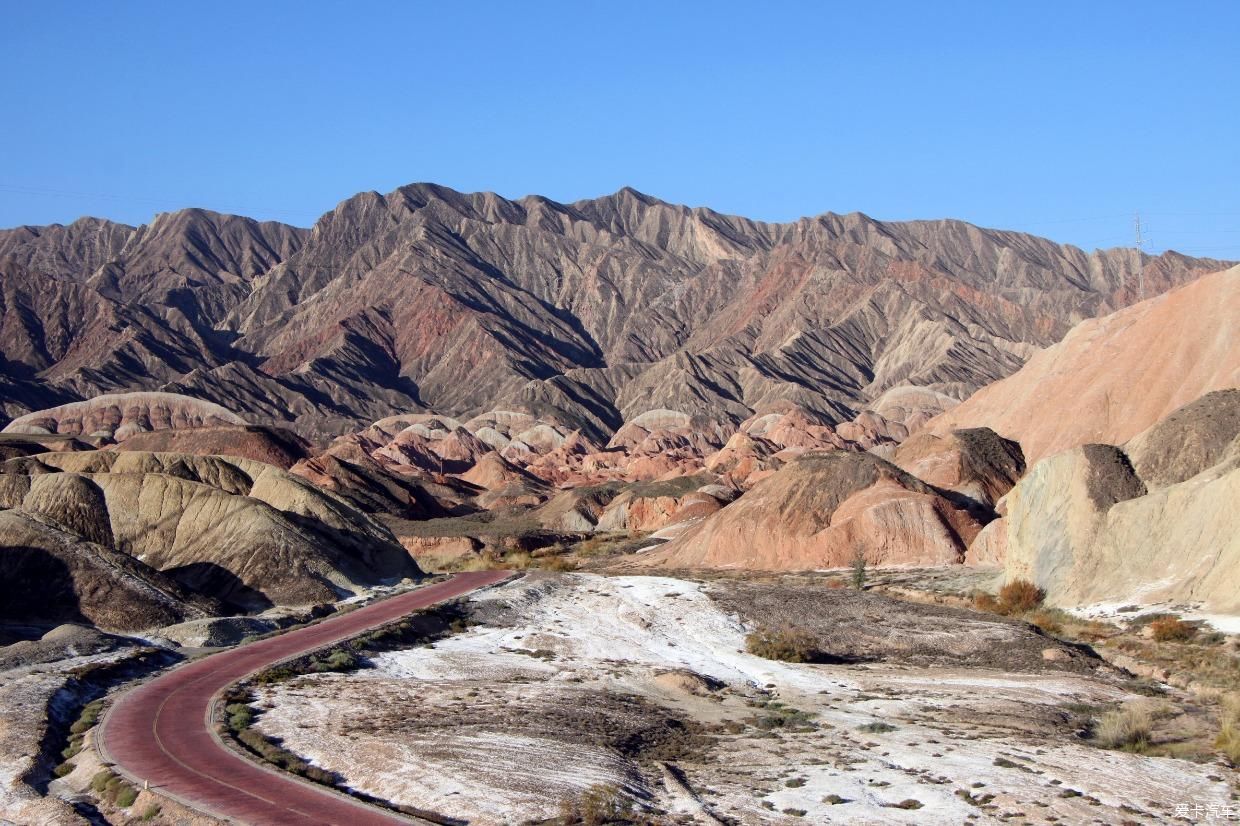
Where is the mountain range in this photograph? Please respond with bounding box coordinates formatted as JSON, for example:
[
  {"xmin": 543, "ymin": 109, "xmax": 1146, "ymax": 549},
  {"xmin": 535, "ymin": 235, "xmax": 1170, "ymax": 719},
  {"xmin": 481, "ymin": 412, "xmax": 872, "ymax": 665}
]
[{"xmin": 0, "ymin": 184, "xmax": 1231, "ymax": 442}]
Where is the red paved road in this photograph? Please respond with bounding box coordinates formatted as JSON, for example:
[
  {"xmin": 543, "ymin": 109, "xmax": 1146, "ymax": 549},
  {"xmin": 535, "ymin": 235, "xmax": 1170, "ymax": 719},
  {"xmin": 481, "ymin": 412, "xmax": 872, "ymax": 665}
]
[{"xmin": 99, "ymin": 571, "xmax": 512, "ymax": 825}]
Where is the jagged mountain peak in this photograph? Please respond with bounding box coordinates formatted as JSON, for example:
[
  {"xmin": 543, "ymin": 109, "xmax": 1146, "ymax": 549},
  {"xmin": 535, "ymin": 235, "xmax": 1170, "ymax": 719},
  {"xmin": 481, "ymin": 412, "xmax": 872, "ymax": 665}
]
[{"xmin": 0, "ymin": 181, "xmax": 1232, "ymax": 441}]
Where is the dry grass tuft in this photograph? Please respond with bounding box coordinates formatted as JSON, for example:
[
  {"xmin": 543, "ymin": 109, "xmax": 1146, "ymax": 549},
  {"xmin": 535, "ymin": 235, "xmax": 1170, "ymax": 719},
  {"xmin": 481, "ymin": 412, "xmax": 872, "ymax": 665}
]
[
  {"xmin": 1216, "ymin": 693, "xmax": 1240, "ymax": 764},
  {"xmin": 1094, "ymin": 700, "xmax": 1167, "ymax": 751}
]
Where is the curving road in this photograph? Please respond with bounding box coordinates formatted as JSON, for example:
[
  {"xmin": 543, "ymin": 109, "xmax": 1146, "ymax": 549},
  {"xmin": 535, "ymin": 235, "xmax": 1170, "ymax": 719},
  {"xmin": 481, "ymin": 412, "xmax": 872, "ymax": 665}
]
[{"xmin": 99, "ymin": 570, "xmax": 512, "ymax": 825}]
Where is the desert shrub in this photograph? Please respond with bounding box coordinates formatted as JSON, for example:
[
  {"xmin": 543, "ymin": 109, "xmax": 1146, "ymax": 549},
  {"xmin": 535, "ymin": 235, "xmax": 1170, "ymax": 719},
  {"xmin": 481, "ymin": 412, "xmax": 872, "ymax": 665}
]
[
  {"xmin": 1150, "ymin": 616, "xmax": 1196, "ymax": 642},
  {"xmin": 303, "ymin": 765, "xmax": 341, "ymax": 784},
  {"xmin": 70, "ymin": 699, "xmax": 104, "ymax": 734},
  {"xmin": 850, "ymin": 550, "xmax": 868, "ymax": 590},
  {"xmin": 972, "ymin": 592, "xmax": 1001, "ymax": 613},
  {"xmin": 140, "ymin": 804, "xmax": 161, "ymax": 821},
  {"xmin": 540, "ymin": 555, "xmax": 578, "ymax": 572},
  {"xmin": 1026, "ymin": 607, "xmax": 1066, "ymax": 632},
  {"xmin": 1216, "ymin": 694, "xmax": 1240, "ymax": 764},
  {"xmin": 309, "ymin": 648, "xmax": 358, "ymax": 673},
  {"xmin": 1094, "ymin": 702, "xmax": 1153, "ymax": 750},
  {"xmin": 745, "ymin": 625, "xmax": 819, "ymax": 663},
  {"xmin": 503, "ymin": 551, "xmax": 534, "ymax": 569},
  {"xmin": 857, "ymin": 721, "xmax": 897, "ymax": 734},
  {"xmin": 998, "ymin": 579, "xmax": 1045, "ymax": 613},
  {"xmin": 785, "ymin": 777, "xmax": 806, "ymax": 787},
  {"xmin": 90, "ymin": 770, "xmax": 138, "ymax": 806},
  {"xmin": 782, "ymin": 809, "xmax": 807, "ymax": 817},
  {"xmin": 225, "ymin": 702, "xmax": 254, "ymax": 731},
  {"xmin": 90, "ymin": 770, "xmax": 115, "ymax": 793},
  {"xmin": 114, "ymin": 785, "xmax": 138, "ymax": 808},
  {"xmin": 750, "ymin": 703, "xmax": 817, "ymax": 732},
  {"xmin": 53, "ymin": 761, "xmax": 75, "ymax": 777},
  {"xmin": 62, "ymin": 698, "xmax": 106, "ymax": 762},
  {"xmin": 558, "ymin": 783, "xmax": 633, "ymax": 825},
  {"xmin": 887, "ymin": 799, "xmax": 924, "ymax": 810}
]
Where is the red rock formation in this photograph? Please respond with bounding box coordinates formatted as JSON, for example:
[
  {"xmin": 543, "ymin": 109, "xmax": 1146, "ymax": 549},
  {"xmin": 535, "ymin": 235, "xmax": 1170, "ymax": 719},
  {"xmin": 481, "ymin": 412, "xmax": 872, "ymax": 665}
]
[{"xmin": 637, "ymin": 452, "xmax": 983, "ymax": 571}]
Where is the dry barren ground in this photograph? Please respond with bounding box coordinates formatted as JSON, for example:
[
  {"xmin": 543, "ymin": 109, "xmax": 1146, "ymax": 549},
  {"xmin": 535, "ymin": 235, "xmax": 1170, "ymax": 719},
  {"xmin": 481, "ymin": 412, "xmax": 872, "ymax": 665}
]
[{"xmin": 253, "ymin": 573, "xmax": 1238, "ymax": 824}]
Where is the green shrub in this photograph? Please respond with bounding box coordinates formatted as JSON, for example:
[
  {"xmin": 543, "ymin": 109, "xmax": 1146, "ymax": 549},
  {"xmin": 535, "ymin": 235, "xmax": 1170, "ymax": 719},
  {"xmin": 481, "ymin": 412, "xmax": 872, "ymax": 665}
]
[
  {"xmin": 850, "ymin": 551, "xmax": 868, "ymax": 589},
  {"xmin": 751, "ymin": 704, "xmax": 817, "ymax": 732},
  {"xmin": 140, "ymin": 803, "xmax": 161, "ymax": 821},
  {"xmin": 307, "ymin": 648, "xmax": 358, "ymax": 673},
  {"xmin": 114, "ymin": 785, "xmax": 138, "ymax": 808},
  {"xmin": 857, "ymin": 721, "xmax": 897, "ymax": 734},
  {"xmin": 90, "ymin": 770, "xmax": 114, "ymax": 793},
  {"xmin": 225, "ymin": 702, "xmax": 254, "ymax": 731}
]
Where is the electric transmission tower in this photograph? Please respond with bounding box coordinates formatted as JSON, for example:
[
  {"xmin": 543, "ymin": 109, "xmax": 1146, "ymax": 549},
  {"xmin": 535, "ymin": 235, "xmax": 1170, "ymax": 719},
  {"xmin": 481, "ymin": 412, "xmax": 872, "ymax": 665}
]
[{"xmin": 1133, "ymin": 212, "xmax": 1146, "ymax": 300}]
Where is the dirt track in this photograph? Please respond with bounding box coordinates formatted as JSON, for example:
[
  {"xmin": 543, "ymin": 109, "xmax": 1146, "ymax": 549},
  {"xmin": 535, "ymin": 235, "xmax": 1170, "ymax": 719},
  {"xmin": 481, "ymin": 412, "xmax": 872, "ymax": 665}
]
[{"xmin": 98, "ymin": 571, "xmax": 511, "ymax": 825}]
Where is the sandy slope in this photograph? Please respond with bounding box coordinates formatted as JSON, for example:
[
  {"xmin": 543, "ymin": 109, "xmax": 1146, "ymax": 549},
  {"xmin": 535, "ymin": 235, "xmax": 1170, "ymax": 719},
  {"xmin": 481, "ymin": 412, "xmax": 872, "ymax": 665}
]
[{"xmin": 927, "ymin": 264, "xmax": 1240, "ymax": 465}]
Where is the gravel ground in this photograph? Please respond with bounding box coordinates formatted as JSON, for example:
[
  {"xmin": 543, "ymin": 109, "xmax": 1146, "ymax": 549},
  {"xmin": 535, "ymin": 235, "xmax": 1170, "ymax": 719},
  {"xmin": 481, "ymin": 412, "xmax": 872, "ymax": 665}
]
[{"xmin": 250, "ymin": 573, "xmax": 1238, "ymax": 824}]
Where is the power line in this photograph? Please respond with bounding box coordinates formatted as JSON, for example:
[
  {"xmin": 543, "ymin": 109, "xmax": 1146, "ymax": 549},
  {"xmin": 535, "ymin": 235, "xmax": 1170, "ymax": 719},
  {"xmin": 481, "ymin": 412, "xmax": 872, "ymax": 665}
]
[{"xmin": 0, "ymin": 183, "xmax": 321, "ymax": 220}]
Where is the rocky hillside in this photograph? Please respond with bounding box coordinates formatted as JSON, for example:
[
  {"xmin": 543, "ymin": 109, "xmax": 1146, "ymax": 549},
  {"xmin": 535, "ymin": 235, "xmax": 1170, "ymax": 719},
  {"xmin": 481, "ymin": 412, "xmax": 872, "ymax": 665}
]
[
  {"xmin": 1, "ymin": 185, "xmax": 1229, "ymax": 441},
  {"xmin": 979, "ymin": 390, "xmax": 1240, "ymax": 613},
  {"xmin": 0, "ymin": 450, "xmax": 421, "ymax": 629},
  {"xmin": 926, "ymin": 264, "xmax": 1240, "ymax": 464},
  {"xmin": 635, "ymin": 448, "xmax": 999, "ymax": 570}
]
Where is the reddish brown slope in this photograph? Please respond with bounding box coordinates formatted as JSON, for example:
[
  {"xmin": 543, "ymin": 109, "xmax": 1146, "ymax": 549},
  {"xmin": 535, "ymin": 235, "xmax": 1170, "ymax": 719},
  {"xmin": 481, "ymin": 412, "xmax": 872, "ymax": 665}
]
[{"xmin": 925, "ymin": 265, "xmax": 1240, "ymax": 464}]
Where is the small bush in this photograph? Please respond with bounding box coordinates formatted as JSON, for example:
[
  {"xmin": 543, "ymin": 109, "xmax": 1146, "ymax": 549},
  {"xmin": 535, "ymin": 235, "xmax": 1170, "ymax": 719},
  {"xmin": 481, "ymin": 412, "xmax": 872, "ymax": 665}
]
[
  {"xmin": 1094, "ymin": 702, "xmax": 1153, "ymax": 751},
  {"xmin": 225, "ymin": 702, "xmax": 254, "ymax": 731},
  {"xmin": 998, "ymin": 579, "xmax": 1045, "ymax": 614},
  {"xmin": 91, "ymin": 770, "xmax": 115, "ymax": 793},
  {"xmin": 70, "ymin": 700, "xmax": 104, "ymax": 734},
  {"xmin": 746, "ymin": 625, "xmax": 819, "ymax": 663},
  {"xmin": 539, "ymin": 555, "xmax": 578, "ymax": 572},
  {"xmin": 114, "ymin": 785, "xmax": 138, "ymax": 808},
  {"xmin": 857, "ymin": 721, "xmax": 897, "ymax": 734},
  {"xmin": 849, "ymin": 550, "xmax": 868, "ymax": 589},
  {"xmin": 310, "ymin": 649, "xmax": 358, "ymax": 673},
  {"xmin": 887, "ymin": 799, "xmax": 924, "ymax": 810},
  {"xmin": 140, "ymin": 804, "xmax": 161, "ymax": 821},
  {"xmin": 558, "ymin": 783, "xmax": 633, "ymax": 825},
  {"xmin": 785, "ymin": 777, "xmax": 807, "ymax": 787},
  {"xmin": 1150, "ymin": 616, "xmax": 1196, "ymax": 642},
  {"xmin": 972, "ymin": 592, "xmax": 1001, "ymax": 613},
  {"xmin": 1029, "ymin": 609, "xmax": 1064, "ymax": 635},
  {"xmin": 782, "ymin": 808, "xmax": 807, "ymax": 817},
  {"xmin": 53, "ymin": 761, "xmax": 75, "ymax": 778},
  {"xmin": 749, "ymin": 701, "xmax": 817, "ymax": 732}
]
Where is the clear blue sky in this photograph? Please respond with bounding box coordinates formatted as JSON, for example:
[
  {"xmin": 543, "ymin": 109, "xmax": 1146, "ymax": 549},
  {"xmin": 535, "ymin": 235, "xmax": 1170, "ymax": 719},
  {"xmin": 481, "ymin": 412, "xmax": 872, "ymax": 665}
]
[{"xmin": 2, "ymin": 1, "xmax": 1237, "ymax": 257}]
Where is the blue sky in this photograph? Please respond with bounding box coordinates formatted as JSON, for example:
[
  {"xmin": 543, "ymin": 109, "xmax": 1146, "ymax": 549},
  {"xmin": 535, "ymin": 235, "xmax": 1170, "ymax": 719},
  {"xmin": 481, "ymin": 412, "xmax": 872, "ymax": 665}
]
[{"xmin": 2, "ymin": 1, "xmax": 1237, "ymax": 257}]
